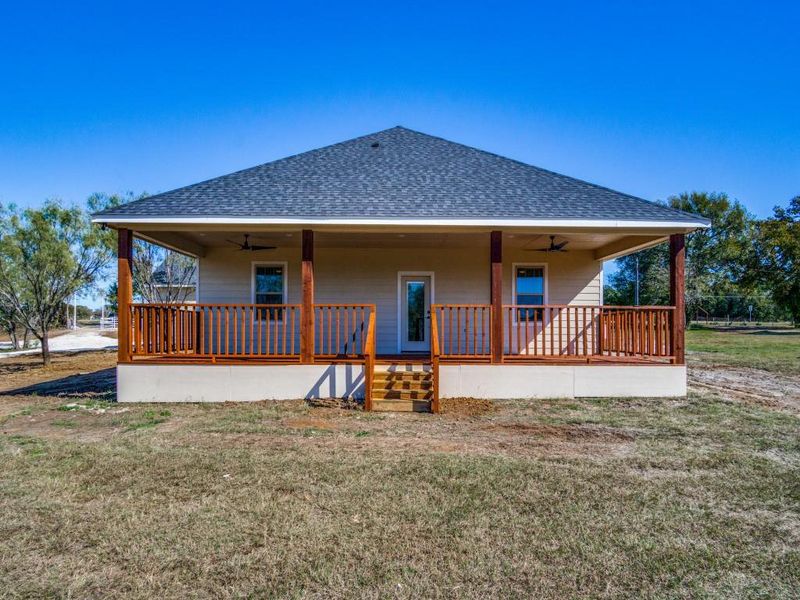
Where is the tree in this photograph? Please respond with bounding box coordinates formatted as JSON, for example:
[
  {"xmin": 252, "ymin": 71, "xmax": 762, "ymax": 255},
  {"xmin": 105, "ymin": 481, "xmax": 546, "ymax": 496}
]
[
  {"xmin": 90, "ymin": 192, "xmax": 197, "ymax": 305},
  {"xmin": 0, "ymin": 297, "xmax": 29, "ymax": 350},
  {"xmin": 0, "ymin": 201, "xmax": 113, "ymax": 364},
  {"xmin": 132, "ymin": 240, "xmax": 196, "ymax": 304},
  {"xmin": 746, "ymin": 196, "xmax": 800, "ymax": 324},
  {"xmin": 105, "ymin": 282, "xmax": 118, "ymax": 315},
  {"xmin": 606, "ymin": 192, "xmax": 753, "ymax": 320}
]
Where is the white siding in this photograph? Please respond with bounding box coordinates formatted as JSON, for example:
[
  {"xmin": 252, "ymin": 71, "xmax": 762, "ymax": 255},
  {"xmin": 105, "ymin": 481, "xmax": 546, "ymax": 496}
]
[{"xmin": 198, "ymin": 243, "xmax": 602, "ymax": 355}]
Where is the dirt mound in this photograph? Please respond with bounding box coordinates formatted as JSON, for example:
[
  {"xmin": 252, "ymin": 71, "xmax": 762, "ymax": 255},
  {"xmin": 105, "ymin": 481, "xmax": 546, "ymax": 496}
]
[
  {"xmin": 440, "ymin": 397, "xmax": 496, "ymax": 417},
  {"xmin": 305, "ymin": 397, "xmax": 361, "ymax": 410}
]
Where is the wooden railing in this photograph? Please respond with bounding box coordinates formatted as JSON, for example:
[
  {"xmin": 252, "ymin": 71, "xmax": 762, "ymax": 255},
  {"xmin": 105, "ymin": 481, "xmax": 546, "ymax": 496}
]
[
  {"xmin": 598, "ymin": 306, "xmax": 675, "ymax": 360},
  {"xmin": 431, "ymin": 304, "xmax": 492, "ymax": 358},
  {"xmin": 129, "ymin": 303, "xmax": 303, "ymax": 359},
  {"xmin": 432, "ymin": 304, "xmax": 676, "ymax": 362},
  {"xmin": 129, "ymin": 303, "xmax": 376, "ymax": 360},
  {"xmin": 430, "ymin": 306, "xmax": 441, "ymax": 413},
  {"xmin": 313, "ymin": 304, "xmax": 375, "ymax": 358},
  {"xmin": 129, "ymin": 304, "xmax": 199, "ymax": 356},
  {"xmin": 503, "ymin": 305, "xmax": 599, "ymax": 357},
  {"xmin": 363, "ymin": 311, "xmax": 377, "ymax": 411}
]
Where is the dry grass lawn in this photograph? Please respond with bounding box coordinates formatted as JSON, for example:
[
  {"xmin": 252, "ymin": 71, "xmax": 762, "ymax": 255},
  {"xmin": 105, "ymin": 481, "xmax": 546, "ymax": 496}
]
[{"xmin": 0, "ymin": 332, "xmax": 798, "ymax": 598}]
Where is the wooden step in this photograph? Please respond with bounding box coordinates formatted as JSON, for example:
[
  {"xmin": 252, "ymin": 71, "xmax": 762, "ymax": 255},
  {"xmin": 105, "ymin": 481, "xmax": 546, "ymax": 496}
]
[
  {"xmin": 371, "ymin": 398, "xmax": 432, "ymax": 413},
  {"xmin": 371, "ymin": 389, "xmax": 433, "ymax": 401},
  {"xmin": 369, "ymin": 362, "xmax": 435, "ymax": 413},
  {"xmin": 373, "ymin": 379, "xmax": 433, "ymax": 391},
  {"xmin": 373, "ymin": 371, "xmax": 432, "ymax": 383},
  {"xmin": 374, "ymin": 363, "xmax": 431, "ymax": 373}
]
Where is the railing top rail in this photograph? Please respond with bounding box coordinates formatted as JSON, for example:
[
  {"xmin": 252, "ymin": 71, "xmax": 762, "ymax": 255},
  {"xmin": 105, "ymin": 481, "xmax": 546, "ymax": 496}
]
[
  {"xmin": 432, "ymin": 303, "xmax": 492, "ymax": 308},
  {"xmin": 130, "ymin": 302, "xmax": 302, "ymax": 308},
  {"xmin": 500, "ymin": 304, "xmax": 676, "ymax": 310},
  {"xmin": 313, "ymin": 303, "xmax": 376, "ymax": 309},
  {"xmin": 598, "ymin": 305, "xmax": 676, "ymax": 310}
]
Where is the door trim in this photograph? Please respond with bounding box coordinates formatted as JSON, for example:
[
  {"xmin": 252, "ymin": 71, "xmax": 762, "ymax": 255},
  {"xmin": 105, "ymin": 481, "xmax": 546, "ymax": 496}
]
[{"xmin": 396, "ymin": 271, "xmax": 435, "ymax": 354}]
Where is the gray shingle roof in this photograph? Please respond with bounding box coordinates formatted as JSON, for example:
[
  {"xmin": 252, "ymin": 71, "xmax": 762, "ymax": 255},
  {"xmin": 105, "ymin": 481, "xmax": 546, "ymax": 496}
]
[{"xmin": 94, "ymin": 126, "xmax": 707, "ymax": 224}]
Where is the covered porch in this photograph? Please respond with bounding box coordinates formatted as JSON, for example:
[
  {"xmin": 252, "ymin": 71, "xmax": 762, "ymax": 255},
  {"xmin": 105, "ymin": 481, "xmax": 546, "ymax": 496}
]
[{"xmin": 113, "ymin": 226, "xmax": 687, "ymax": 410}]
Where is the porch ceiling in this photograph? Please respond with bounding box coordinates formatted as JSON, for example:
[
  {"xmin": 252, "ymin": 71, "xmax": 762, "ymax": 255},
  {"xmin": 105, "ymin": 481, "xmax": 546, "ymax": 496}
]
[{"xmin": 132, "ymin": 229, "xmax": 667, "ymax": 261}]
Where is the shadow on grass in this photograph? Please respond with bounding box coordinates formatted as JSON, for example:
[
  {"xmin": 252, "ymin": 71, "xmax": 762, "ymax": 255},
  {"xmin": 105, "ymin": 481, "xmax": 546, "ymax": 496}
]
[
  {"xmin": 690, "ymin": 325, "xmax": 799, "ymax": 336},
  {"xmin": 2, "ymin": 367, "xmax": 116, "ymax": 398},
  {"xmin": 741, "ymin": 329, "xmax": 800, "ymax": 336}
]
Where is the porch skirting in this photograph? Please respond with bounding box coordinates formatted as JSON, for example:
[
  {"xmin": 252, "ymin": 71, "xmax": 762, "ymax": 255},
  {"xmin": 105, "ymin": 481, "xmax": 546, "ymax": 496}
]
[
  {"xmin": 118, "ymin": 363, "xmax": 687, "ymax": 403},
  {"xmin": 116, "ymin": 364, "xmax": 366, "ymax": 403},
  {"xmin": 438, "ymin": 364, "xmax": 687, "ymax": 399}
]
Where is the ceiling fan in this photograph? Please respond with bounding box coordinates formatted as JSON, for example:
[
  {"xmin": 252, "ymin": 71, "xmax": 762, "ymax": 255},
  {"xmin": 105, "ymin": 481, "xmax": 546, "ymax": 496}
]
[
  {"xmin": 226, "ymin": 234, "xmax": 276, "ymax": 252},
  {"xmin": 528, "ymin": 235, "xmax": 569, "ymax": 253}
]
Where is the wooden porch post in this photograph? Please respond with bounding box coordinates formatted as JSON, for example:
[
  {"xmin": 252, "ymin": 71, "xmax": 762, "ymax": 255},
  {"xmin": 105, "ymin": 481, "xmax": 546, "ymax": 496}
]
[
  {"xmin": 669, "ymin": 233, "xmax": 686, "ymax": 364},
  {"xmin": 117, "ymin": 228, "xmax": 133, "ymax": 363},
  {"xmin": 300, "ymin": 229, "xmax": 315, "ymax": 363},
  {"xmin": 490, "ymin": 231, "xmax": 503, "ymax": 363}
]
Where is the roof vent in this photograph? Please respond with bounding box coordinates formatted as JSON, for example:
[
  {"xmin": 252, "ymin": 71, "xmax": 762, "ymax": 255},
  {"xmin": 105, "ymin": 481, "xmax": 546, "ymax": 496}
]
[{"xmin": 371, "ymin": 142, "xmax": 380, "ymax": 148}]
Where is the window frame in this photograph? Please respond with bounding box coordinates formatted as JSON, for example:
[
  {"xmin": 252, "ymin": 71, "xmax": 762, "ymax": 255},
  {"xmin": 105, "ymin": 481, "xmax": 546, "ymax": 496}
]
[
  {"xmin": 511, "ymin": 262, "xmax": 548, "ymax": 323},
  {"xmin": 251, "ymin": 261, "xmax": 288, "ymax": 321}
]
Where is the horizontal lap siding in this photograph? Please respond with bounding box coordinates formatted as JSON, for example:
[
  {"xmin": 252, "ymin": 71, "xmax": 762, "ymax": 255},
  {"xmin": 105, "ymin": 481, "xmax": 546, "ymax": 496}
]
[
  {"xmin": 502, "ymin": 249, "xmax": 602, "ymax": 355},
  {"xmin": 315, "ymin": 247, "xmax": 488, "ymax": 355},
  {"xmin": 198, "ymin": 244, "xmax": 602, "ymax": 355}
]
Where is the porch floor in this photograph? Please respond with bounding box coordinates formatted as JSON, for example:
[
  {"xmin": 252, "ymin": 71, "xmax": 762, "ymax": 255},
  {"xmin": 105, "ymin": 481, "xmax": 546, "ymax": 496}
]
[{"xmin": 126, "ymin": 353, "xmax": 672, "ymax": 366}]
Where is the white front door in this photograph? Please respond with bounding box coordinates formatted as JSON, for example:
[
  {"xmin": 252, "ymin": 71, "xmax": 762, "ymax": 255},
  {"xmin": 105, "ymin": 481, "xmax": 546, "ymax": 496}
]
[{"xmin": 400, "ymin": 275, "xmax": 431, "ymax": 352}]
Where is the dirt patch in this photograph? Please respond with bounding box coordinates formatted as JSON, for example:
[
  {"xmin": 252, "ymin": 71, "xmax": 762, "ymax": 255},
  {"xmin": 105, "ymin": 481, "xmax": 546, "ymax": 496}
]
[
  {"xmin": 688, "ymin": 365, "xmax": 800, "ymax": 414},
  {"xmin": 440, "ymin": 397, "xmax": 496, "ymax": 417},
  {"xmin": 282, "ymin": 417, "xmax": 340, "ymax": 431},
  {"xmin": 0, "ymin": 406, "xmax": 131, "ymax": 442}
]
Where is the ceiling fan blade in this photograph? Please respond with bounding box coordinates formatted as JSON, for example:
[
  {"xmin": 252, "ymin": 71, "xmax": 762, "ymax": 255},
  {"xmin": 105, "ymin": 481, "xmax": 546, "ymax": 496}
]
[
  {"xmin": 554, "ymin": 240, "xmax": 569, "ymax": 250},
  {"xmin": 225, "ymin": 239, "xmax": 243, "ymax": 248},
  {"xmin": 248, "ymin": 245, "xmax": 277, "ymax": 251}
]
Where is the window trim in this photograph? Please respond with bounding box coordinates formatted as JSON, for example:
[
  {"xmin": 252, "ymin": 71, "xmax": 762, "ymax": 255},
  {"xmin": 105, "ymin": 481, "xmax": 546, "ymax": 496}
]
[
  {"xmin": 251, "ymin": 261, "xmax": 288, "ymax": 320},
  {"xmin": 511, "ymin": 262, "xmax": 548, "ymax": 323}
]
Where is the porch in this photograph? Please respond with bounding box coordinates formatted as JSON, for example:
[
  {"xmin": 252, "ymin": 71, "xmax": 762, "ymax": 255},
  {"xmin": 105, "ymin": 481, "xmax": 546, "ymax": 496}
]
[{"xmin": 114, "ymin": 228, "xmax": 687, "ymax": 410}]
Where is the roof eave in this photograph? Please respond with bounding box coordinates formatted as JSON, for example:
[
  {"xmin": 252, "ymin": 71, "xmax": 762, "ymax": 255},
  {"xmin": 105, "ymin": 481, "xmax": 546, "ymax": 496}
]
[{"xmin": 91, "ymin": 215, "xmax": 710, "ymax": 234}]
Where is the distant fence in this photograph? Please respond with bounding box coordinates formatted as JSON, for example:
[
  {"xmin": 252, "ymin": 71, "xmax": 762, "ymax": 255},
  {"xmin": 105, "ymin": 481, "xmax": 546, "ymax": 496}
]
[{"xmin": 100, "ymin": 317, "xmax": 118, "ymax": 330}]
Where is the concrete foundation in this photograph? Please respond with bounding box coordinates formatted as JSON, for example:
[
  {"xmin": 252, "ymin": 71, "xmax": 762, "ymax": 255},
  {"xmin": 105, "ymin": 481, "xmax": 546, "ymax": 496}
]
[
  {"xmin": 117, "ymin": 363, "xmax": 686, "ymax": 403},
  {"xmin": 438, "ymin": 364, "xmax": 687, "ymax": 399},
  {"xmin": 117, "ymin": 363, "xmax": 366, "ymax": 403}
]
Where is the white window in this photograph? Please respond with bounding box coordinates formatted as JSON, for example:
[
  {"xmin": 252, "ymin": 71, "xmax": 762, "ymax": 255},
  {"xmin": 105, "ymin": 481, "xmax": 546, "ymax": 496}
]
[
  {"xmin": 513, "ymin": 264, "xmax": 547, "ymax": 320},
  {"xmin": 252, "ymin": 262, "xmax": 287, "ymax": 319}
]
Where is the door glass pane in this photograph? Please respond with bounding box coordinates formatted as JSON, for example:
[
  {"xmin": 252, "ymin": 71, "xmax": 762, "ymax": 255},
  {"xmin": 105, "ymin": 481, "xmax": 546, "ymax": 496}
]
[{"xmin": 406, "ymin": 281, "xmax": 425, "ymax": 342}]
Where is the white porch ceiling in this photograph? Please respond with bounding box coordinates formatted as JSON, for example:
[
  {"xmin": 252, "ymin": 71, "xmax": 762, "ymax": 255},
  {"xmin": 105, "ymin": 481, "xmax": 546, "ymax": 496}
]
[{"xmin": 131, "ymin": 229, "xmax": 668, "ymax": 261}]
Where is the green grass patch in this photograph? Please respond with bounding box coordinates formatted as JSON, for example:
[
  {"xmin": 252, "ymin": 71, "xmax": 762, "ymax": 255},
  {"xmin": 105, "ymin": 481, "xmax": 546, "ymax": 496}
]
[
  {"xmin": 687, "ymin": 326, "xmax": 800, "ymax": 375},
  {"xmin": 122, "ymin": 409, "xmax": 172, "ymax": 431}
]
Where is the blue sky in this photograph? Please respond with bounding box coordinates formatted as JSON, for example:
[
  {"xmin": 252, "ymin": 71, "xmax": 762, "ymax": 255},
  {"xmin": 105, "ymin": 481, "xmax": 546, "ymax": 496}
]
[{"xmin": 1, "ymin": 1, "xmax": 798, "ymax": 304}]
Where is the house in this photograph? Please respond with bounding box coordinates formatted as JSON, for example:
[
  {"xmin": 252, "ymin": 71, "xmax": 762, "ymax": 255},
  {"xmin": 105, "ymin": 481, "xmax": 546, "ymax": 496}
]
[
  {"xmin": 93, "ymin": 126, "xmax": 709, "ymax": 411},
  {"xmin": 151, "ymin": 259, "xmax": 197, "ymax": 303}
]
